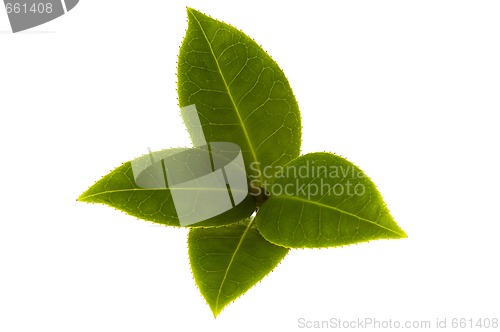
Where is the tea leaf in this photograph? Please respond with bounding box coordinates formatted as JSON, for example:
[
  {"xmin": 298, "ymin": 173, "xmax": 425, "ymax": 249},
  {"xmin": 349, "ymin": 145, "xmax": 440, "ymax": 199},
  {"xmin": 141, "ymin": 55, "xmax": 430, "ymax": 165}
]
[
  {"xmin": 78, "ymin": 148, "xmax": 256, "ymax": 227},
  {"xmin": 256, "ymin": 153, "xmax": 407, "ymax": 247},
  {"xmin": 189, "ymin": 219, "xmax": 289, "ymax": 316},
  {"xmin": 177, "ymin": 8, "xmax": 301, "ymax": 185}
]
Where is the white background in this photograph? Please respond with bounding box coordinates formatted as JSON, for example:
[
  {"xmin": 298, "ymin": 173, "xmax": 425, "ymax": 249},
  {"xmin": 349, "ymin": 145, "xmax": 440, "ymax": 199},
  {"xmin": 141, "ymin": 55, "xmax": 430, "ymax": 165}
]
[{"xmin": 1, "ymin": 1, "xmax": 499, "ymax": 331}]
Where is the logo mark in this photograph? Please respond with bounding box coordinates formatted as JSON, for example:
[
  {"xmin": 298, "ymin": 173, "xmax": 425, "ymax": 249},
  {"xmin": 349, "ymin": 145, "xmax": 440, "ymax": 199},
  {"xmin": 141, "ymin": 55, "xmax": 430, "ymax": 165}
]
[
  {"xmin": 4, "ymin": 0, "xmax": 79, "ymax": 33},
  {"xmin": 131, "ymin": 105, "xmax": 249, "ymax": 226}
]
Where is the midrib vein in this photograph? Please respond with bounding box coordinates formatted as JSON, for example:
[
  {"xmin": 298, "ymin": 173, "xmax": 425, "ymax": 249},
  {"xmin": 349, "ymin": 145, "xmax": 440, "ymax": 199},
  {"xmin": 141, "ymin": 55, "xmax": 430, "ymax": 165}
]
[
  {"xmin": 215, "ymin": 218, "xmax": 254, "ymax": 312},
  {"xmin": 189, "ymin": 11, "xmax": 262, "ymax": 183},
  {"xmin": 79, "ymin": 187, "xmax": 248, "ymax": 200},
  {"xmin": 275, "ymin": 195, "xmax": 404, "ymax": 236}
]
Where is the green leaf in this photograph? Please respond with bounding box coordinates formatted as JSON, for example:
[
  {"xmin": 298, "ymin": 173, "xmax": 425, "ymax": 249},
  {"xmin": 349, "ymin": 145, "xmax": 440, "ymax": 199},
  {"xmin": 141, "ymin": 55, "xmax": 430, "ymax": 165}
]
[
  {"xmin": 78, "ymin": 148, "xmax": 256, "ymax": 227},
  {"xmin": 78, "ymin": 7, "xmax": 408, "ymax": 319},
  {"xmin": 177, "ymin": 8, "xmax": 301, "ymax": 185},
  {"xmin": 188, "ymin": 219, "xmax": 289, "ymax": 317},
  {"xmin": 256, "ymin": 153, "xmax": 407, "ymax": 248}
]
